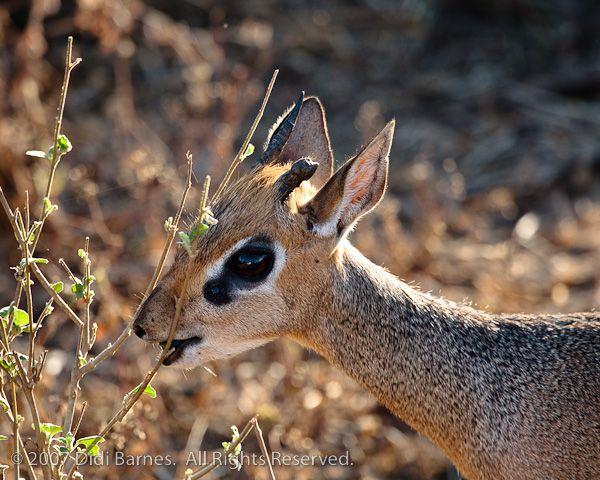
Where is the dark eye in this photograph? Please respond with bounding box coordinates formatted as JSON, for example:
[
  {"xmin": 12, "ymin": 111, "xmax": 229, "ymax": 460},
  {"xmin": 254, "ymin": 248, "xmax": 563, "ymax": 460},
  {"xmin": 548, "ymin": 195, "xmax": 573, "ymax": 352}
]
[{"xmin": 227, "ymin": 247, "xmax": 274, "ymax": 281}]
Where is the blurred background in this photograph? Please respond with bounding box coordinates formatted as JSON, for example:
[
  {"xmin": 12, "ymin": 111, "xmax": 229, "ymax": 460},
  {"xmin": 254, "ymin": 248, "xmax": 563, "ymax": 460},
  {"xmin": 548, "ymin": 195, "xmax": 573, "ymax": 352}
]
[{"xmin": 0, "ymin": 0, "xmax": 599, "ymax": 479}]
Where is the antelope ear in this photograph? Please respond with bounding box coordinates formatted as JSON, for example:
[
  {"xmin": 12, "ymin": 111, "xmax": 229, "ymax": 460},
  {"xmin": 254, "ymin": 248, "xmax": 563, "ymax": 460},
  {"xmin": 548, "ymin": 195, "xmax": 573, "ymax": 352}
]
[
  {"xmin": 266, "ymin": 96, "xmax": 333, "ymax": 188},
  {"xmin": 301, "ymin": 120, "xmax": 394, "ymax": 237}
]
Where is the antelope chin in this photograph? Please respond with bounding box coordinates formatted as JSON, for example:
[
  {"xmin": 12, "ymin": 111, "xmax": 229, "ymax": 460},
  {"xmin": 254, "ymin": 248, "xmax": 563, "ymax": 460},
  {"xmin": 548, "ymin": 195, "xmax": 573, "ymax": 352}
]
[
  {"xmin": 165, "ymin": 337, "xmax": 273, "ymax": 369},
  {"xmin": 161, "ymin": 336, "xmax": 203, "ymax": 366}
]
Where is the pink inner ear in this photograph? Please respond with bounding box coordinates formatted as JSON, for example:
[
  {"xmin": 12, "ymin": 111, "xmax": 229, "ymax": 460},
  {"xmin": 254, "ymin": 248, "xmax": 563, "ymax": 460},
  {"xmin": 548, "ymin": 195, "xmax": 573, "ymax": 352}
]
[
  {"xmin": 350, "ymin": 186, "xmax": 367, "ymax": 205},
  {"xmin": 346, "ymin": 153, "xmax": 378, "ymax": 205}
]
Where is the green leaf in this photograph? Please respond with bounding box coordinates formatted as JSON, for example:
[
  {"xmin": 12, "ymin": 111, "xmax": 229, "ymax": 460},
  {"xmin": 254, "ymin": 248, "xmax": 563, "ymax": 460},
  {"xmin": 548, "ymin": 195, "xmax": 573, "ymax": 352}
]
[
  {"xmin": 51, "ymin": 281, "xmax": 64, "ymax": 293},
  {"xmin": 76, "ymin": 435, "xmax": 104, "ymax": 456},
  {"xmin": 77, "ymin": 355, "xmax": 87, "ymax": 368},
  {"xmin": 193, "ymin": 222, "xmax": 209, "ymax": 236},
  {"xmin": 57, "ymin": 134, "xmax": 72, "ymax": 153},
  {"xmin": 223, "ymin": 425, "xmax": 242, "ymax": 466},
  {"xmin": 0, "ymin": 358, "xmax": 14, "ymax": 376},
  {"xmin": 37, "ymin": 423, "xmax": 62, "ymax": 439},
  {"xmin": 27, "ymin": 221, "xmax": 42, "ymax": 244},
  {"xmin": 71, "ymin": 281, "xmax": 85, "ymax": 300},
  {"xmin": 55, "ymin": 432, "xmax": 75, "ymax": 454},
  {"xmin": 142, "ymin": 384, "xmax": 157, "ymax": 398},
  {"xmin": 30, "ymin": 257, "xmax": 48, "ymax": 265},
  {"xmin": 178, "ymin": 231, "xmax": 192, "ymax": 255},
  {"xmin": 0, "ymin": 306, "xmax": 29, "ymax": 328},
  {"xmin": 17, "ymin": 257, "xmax": 48, "ymax": 271},
  {"xmin": 126, "ymin": 383, "xmax": 157, "ymax": 400},
  {"xmin": 241, "ymin": 143, "xmax": 255, "ymax": 161},
  {"xmin": 12, "ymin": 309, "xmax": 29, "ymax": 328},
  {"xmin": 42, "ymin": 197, "xmax": 58, "ymax": 216},
  {"xmin": 179, "ymin": 220, "xmax": 210, "ymax": 256},
  {"xmin": 164, "ymin": 216, "xmax": 173, "ymax": 232},
  {"xmin": 0, "ymin": 435, "xmax": 8, "ymax": 441},
  {"xmin": 54, "ymin": 444, "xmax": 70, "ymax": 455},
  {"xmin": 223, "ymin": 425, "xmax": 243, "ymax": 471},
  {"xmin": 0, "ymin": 396, "xmax": 9, "ymax": 412}
]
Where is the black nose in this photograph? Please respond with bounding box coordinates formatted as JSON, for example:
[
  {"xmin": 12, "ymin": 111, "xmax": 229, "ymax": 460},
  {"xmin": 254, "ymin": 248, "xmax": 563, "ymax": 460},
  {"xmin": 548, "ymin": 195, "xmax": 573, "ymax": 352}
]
[{"xmin": 133, "ymin": 323, "xmax": 146, "ymax": 339}]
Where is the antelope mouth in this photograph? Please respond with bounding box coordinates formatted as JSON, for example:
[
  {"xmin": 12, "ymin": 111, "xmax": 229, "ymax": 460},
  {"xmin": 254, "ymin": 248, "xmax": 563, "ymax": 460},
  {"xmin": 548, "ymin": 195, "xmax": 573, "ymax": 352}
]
[{"xmin": 160, "ymin": 336, "xmax": 203, "ymax": 366}]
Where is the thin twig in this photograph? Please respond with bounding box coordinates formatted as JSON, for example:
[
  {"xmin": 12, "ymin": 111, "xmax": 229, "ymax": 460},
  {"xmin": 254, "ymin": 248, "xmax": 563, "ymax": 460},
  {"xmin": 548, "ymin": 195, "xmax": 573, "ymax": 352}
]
[
  {"xmin": 66, "ymin": 161, "xmax": 204, "ymax": 477},
  {"xmin": 72, "ymin": 401, "xmax": 87, "ymax": 436},
  {"xmin": 10, "ymin": 381, "xmax": 19, "ymax": 480},
  {"xmin": 211, "ymin": 69, "xmax": 278, "ymax": 204},
  {"xmin": 78, "ymin": 153, "xmax": 194, "ymax": 377},
  {"xmin": 31, "ymin": 35, "xmax": 81, "ymax": 256},
  {"xmin": 83, "ymin": 237, "xmax": 93, "ymax": 352},
  {"xmin": 58, "ymin": 258, "xmax": 77, "ymax": 284},
  {"xmin": 145, "ymin": 151, "xmax": 194, "ymax": 296},
  {"xmin": 77, "ymin": 71, "xmax": 281, "ymax": 471},
  {"xmin": 17, "ymin": 435, "xmax": 38, "ymax": 480},
  {"xmin": 22, "ymin": 207, "xmax": 35, "ymax": 373},
  {"xmin": 30, "ymin": 263, "xmax": 83, "ymax": 327},
  {"xmin": 16, "ymin": 361, "xmax": 52, "ymax": 480},
  {"xmin": 255, "ymin": 419, "xmax": 277, "ymax": 480},
  {"xmin": 62, "ymin": 238, "xmax": 96, "ymax": 439},
  {"xmin": 188, "ymin": 416, "xmax": 258, "ymax": 479},
  {"xmin": 0, "ymin": 185, "xmax": 84, "ymax": 327}
]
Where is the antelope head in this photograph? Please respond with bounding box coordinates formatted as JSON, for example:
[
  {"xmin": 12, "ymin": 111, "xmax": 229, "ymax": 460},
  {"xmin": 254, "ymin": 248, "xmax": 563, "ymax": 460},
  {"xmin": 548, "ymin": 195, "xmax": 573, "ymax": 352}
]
[{"xmin": 133, "ymin": 94, "xmax": 395, "ymax": 367}]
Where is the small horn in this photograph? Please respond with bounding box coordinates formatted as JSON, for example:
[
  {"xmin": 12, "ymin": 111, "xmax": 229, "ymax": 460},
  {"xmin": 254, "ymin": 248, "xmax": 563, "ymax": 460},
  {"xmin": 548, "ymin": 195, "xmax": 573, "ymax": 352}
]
[
  {"xmin": 260, "ymin": 91, "xmax": 305, "ymax": 164},
  {"xmin": 277, "ymin": 157, "xmax": 319, "ymax": 202}
]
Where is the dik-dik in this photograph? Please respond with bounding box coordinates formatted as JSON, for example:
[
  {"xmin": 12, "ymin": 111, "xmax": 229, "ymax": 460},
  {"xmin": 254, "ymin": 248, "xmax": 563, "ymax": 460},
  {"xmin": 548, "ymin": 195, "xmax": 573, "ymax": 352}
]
[{"xmin": 133, "ymin": 94, "xmax": 600, "ymax": 480}]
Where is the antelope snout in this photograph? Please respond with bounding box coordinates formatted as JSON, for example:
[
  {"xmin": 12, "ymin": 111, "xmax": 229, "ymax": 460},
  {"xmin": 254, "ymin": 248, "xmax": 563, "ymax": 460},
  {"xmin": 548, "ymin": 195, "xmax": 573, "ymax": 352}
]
[
  {"xmin": 132, "ymin": 287, "xmax": 171, "ymax": 342},
  {"xmin": 132, "ymin": 303, "xmax": 152, "ymax": 341}
]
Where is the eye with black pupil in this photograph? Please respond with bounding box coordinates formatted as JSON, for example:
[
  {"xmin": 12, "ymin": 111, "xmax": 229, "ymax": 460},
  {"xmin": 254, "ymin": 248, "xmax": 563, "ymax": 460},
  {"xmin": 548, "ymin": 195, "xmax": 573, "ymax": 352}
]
[{"xmin": 227, "ymin": 247, "xmax": 274, "ymax": 280}]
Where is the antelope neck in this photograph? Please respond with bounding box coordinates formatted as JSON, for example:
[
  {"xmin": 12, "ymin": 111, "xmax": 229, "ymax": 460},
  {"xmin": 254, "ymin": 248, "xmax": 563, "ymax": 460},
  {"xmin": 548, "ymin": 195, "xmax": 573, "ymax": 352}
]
[{"xmin": 300, "ymin": 243, "xmax": 497, "ymax": 472}]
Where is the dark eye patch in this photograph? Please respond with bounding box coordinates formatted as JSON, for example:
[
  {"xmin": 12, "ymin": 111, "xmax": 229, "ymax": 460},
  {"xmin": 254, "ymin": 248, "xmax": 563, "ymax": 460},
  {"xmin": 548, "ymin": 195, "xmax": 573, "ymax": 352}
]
[
  {"xmin": 203, "ymin": 238, "xmax": 276, "ymax": 306},
  {"xmin": 203, "ymin": 279, "xmax": 231, "ymax": 305}
]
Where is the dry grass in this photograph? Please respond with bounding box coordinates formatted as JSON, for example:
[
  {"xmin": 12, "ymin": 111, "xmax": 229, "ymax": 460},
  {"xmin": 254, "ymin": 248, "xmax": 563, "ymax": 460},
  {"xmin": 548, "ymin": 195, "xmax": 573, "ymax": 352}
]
[{"xmin": 0, "ymin": 1, "xmax": 598, "ymax": 479}]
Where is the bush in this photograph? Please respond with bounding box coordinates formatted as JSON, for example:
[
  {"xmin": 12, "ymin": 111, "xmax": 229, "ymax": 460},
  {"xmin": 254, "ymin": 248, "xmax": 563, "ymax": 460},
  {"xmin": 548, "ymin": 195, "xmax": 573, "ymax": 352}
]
[{"xmin": 0, "ymin": 37, "xmax": 277, "ymax": 480}]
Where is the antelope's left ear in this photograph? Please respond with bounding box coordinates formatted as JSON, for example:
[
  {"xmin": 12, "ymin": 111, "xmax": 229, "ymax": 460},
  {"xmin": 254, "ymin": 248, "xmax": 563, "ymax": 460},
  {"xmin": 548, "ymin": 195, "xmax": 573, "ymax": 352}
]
[
  {"xmin": 267, "ymin": 96, "xmax": 333, "ymax": 188},
  {"xmin": 300, "ymin": 120, "xmax": 394, "ymax": 237}
]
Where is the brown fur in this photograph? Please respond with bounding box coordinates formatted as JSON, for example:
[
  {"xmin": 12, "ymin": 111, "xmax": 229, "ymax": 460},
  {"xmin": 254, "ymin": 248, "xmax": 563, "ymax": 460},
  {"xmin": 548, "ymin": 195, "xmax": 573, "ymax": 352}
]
[{"xmin": 134, "ymin": 97, "xmax": 600, "ymax": 480}]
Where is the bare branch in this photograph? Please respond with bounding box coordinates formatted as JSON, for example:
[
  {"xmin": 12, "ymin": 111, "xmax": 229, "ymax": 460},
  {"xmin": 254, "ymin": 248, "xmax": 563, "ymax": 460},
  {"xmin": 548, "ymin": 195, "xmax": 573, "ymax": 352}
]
[
  {"xmin": 255, "ymin": 419, "xmax": 277, "ymax": 480},
  {"xmin": 211, "ymin": 69, "xmax": 279, "ymax": 204},
  {"xmin": 78, "ymin": 153, "xmax": 194, "ymax": 375}
]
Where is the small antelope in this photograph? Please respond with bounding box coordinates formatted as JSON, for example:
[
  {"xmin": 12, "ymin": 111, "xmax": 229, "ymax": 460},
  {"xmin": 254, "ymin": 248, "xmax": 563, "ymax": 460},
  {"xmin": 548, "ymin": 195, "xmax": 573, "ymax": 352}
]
[{"xmin": 134, "ymin": 94, "xmax": 600, "ymax": 480}]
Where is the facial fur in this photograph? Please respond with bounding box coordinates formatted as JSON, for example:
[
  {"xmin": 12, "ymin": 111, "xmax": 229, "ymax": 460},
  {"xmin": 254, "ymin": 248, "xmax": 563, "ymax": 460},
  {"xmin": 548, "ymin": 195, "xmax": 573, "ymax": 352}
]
[
  {"xmin": 133, "ymin": 163, "xmax": 328, "ymax": 367},
  {"xmin": 133, "ymin": 95, "xmax": 393, "ymax": 368}
]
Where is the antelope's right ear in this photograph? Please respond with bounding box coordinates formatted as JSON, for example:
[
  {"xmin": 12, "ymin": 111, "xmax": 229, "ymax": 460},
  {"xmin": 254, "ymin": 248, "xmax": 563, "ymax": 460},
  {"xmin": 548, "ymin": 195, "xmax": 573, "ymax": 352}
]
[
  {"xmin": 300, "ymin": 120, "xmax": 394, "ymax": 238},
  {"xmin": 264, "ymin": 96, "xmax": 333, "ymax": 188}
]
